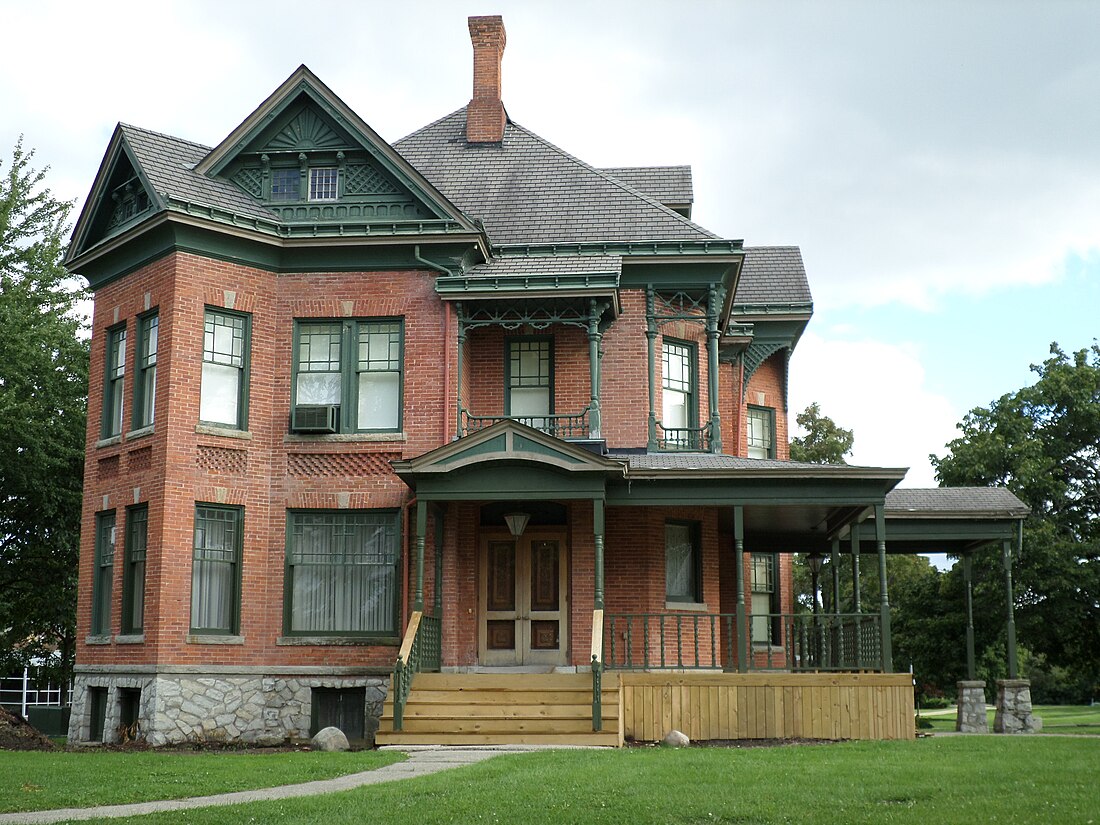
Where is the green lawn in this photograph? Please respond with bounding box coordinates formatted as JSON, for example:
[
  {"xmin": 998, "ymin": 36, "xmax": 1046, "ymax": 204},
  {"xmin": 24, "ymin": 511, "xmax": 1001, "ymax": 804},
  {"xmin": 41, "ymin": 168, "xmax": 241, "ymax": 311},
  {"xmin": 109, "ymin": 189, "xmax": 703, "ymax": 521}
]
[
  {"xmin": 0, "ymin": 749, "xmax": 402, "ymax": 814},
  {"xmin": 920, "ymin": 703, "xmax": 1100, "ymax": 735},
  {"xmin": 70, "ymin": 737, "xmax": 1100, "ymax": 825}
]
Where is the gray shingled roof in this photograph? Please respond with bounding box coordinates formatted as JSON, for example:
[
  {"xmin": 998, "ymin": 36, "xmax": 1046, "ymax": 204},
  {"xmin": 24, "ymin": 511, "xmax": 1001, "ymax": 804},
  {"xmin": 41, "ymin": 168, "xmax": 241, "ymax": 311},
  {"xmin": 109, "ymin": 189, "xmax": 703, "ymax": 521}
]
[
  {"xmin": 886, "ymin": 488, "xmax": 1030, "ymax": 517},
  {"xmin": 620, "ymin": 453, "xmax": 900, "ymax": 475},
  {"xmin": 465, "ymin": 255, "xmax": 621, "ymax": 278},
  {"xmin": 395, "ymin": 109, "xmax": 717, "ymax": 245},
  {"xmin": 734, "ymin": 246, "xmax": 812, "ymax": 306},
  {"xmin": 600, "ymin": 166, "xmax": 692, "ymax": 206},
  {"xmin": 120, "ymin": 125, "xmax": 277, "ymax": 221}
]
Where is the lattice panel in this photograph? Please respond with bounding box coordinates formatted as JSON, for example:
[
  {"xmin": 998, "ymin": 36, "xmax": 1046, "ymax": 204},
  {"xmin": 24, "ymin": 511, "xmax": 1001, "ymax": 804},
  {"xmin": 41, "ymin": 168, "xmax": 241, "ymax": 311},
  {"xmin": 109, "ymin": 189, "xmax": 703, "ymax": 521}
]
[
  {"xmin": 344, "ymin": 163, "xmax": 401, "ymax": 195},
  {"xmin": 196, "ymin": 445, "xmax": 247, "ymax": 475},
  {"xmin": 128, "ymin": 447, "xmax": 152, "ymax": 472},
  {"xmin": 286, "ymin": 452, "xmax": 399, "ymax": 477},
  {"xmin": 232, "ymin": 167, "xmax": 263, "ymax": 198},
  {"xmin": 97, "ymin": 455, "xmax": 120, "ymax": 479}
]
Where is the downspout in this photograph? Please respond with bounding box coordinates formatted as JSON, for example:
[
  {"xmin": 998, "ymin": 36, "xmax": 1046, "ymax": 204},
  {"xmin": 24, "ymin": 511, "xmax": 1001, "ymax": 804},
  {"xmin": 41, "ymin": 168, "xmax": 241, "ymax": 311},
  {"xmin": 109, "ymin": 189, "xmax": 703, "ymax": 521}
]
[{"xmin": 414, "ymin": 245, "xmax": 455, "ymax": 442}]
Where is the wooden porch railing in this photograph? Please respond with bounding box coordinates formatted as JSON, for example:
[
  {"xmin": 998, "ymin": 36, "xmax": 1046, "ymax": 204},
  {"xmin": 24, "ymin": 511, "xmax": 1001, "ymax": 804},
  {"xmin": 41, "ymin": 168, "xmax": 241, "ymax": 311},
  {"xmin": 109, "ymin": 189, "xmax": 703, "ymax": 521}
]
[
  {"xmin": 391, "ymin": 610, "xmax": 442, "ymax": 731},
  {"xmin": 656, "ymin": 420, "xmax": 712, "ymax": 452},
  {"xmin": 605, "ymin": 612, "xmax": 883, "ymax": 672},
  {"xmin": 590, "ymin": 608, "xmax": 603, "ymax": 732},
  {"xmin": 459, "ymin": 407, "xmax": 591, "ymax": 438}
]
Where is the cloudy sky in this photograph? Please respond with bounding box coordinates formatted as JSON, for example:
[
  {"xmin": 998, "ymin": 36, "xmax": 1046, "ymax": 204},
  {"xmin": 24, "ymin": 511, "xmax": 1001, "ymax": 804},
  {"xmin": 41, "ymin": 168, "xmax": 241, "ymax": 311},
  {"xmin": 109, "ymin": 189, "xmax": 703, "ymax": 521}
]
[{"xmin": 3, "ymin": 0, "xmax": 1096, "ymax": 486}]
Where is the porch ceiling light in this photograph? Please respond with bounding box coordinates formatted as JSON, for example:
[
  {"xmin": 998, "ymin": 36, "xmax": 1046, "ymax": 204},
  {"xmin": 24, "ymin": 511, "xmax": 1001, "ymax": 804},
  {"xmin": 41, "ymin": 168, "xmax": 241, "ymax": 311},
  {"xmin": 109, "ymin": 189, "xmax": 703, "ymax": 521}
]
[
  {"xmin": 504, "ymin": 511, "xmax": 531, "ymax": 538},
  {"xmin": 806, "ymin": 553, "xmax": 824, "ymax": 575}
]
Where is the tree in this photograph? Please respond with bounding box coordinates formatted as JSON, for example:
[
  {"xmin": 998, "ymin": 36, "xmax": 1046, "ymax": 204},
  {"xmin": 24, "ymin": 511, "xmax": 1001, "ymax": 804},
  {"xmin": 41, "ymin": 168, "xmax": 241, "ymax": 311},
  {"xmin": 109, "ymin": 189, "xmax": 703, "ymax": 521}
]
[
  {"xmin": 932, "ymin": 343, "xmax": 1100, "ymax": 692},
  {"xmin": 0, "ymin": 137, "xmax": 88, "ymax": 683},
  {"xmin": 789, "ymin": 402, "xmax": 854, "ymax": 464}
]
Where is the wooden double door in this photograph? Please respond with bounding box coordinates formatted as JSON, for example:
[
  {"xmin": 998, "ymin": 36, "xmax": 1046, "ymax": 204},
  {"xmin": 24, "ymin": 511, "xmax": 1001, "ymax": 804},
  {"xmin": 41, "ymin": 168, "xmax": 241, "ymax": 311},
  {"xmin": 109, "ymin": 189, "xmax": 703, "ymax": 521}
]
[{"xmin": 479, "ymin": 533, "xmax": 569, "ymax": 666}]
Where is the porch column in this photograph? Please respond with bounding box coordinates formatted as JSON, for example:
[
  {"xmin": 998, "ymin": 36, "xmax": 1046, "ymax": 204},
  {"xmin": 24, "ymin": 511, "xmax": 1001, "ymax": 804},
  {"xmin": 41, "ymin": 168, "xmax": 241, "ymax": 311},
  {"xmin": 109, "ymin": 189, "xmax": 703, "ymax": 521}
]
[
  {"xmin": 455, "ymin": 303, "xmax": 466, "ymax": 438},
  {"xmin": 850, "ymin": 523, "xmax": 861, "ymax": 612},
  {"xmin": 875, "ymin": 504, "xmax": 893, "ymax": 672},
  {"xmin": 593, "ymin": 498, "xmax": 605, "ymax": 610},
  {"xmin": 433, "ymin": 505, "xmax": 445, "ymax": 617},
  {"xmin": 646, "ymin": 286, "xmax": 658, "ymax": 451},
  {"xmin": 706, "ymin": 285, "xmax": 722, "ymax": 454},
  {"xmin": 963, "ymin": 551, "xmax": 976, "ymax": 680},
  {"xmin": 414, "ymin": 499, "xmax": 427, "ymax": 612},
  {"xmin": 830, "ymin": 538, "xmax": 841, "ymax": 617},
  {"xmin": 734, "ymin": 506, "xmax": 747, "ymax": 672},
  {"xmin": 587, "ymin": 299, "xmax": 603, "ymax": 439},
  {"xmin": 1003, "ymin": 536, "xmax": 1019, "ymax": 679}
]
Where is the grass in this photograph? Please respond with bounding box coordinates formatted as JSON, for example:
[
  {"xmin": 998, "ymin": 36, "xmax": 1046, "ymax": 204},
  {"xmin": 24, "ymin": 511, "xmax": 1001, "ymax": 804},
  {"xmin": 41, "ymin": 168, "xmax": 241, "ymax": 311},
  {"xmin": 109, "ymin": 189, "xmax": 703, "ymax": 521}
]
[
  {"xmin": 919, "ymin": 703, "xmax": 1100, "ymax": 735},
  {"xmin": 0, "ymin": 749, "xmax": 402, "ymax": 814},
  {"xmin": 66, "ymin": 737, "xmax": 1100, "ymax": 825}
]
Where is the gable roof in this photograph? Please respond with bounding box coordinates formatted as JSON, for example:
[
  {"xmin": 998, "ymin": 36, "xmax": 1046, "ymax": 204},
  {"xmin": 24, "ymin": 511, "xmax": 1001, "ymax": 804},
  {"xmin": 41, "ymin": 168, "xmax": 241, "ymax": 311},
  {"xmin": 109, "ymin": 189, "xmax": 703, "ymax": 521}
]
[{"xmin": 395, "ymin": 109, "xmax": 719, "ymax": 245}]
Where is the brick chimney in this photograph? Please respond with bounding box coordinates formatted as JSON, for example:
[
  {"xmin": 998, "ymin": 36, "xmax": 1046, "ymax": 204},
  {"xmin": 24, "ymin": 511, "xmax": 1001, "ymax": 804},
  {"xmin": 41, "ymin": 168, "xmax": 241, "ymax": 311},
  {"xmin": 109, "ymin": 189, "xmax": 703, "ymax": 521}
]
[{"xmin": 466, "ymin": 15, "xmax": 507, "ymax": 143}]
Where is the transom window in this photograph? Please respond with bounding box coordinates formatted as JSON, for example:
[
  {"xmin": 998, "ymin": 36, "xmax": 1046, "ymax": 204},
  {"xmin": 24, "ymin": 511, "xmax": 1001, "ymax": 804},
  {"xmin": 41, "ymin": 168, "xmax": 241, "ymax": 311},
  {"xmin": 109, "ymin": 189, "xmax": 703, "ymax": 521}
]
[
  {"xmin": 285, "ymin": 510, "xmax": 399, "ymax": 636},
  {"xmin": 270, "ymin": 168, "xmax": 300, "ymax": 201},
  {"xmin": 506, "ymin": 337, "xmax": 552, "ymax": 426},
  {"xmin": 747, "ymin": 406, "xmax": 776, "ymax": 459},
  {"xmin": 309, "ymin": 167, "xmax": 339, "ymax": 201},
  {"xmin": 201, "ymin": 309, "xmax": 250, "ymax": 429}
]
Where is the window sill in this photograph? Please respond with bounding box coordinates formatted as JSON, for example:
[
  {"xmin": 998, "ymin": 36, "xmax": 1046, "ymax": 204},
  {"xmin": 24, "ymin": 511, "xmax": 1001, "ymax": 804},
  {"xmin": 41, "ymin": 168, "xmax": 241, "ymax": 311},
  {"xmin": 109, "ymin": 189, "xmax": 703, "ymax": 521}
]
[
  {"xmin": 85, "ymin": 635, "xmax": 112, "ymax": 645},
  {"xmin": 665, "ymin": 601, "xmax": 709, "ymax": 612},
  {"xmin": 95, "ymin": 436, "xmax": 122, "ymax": 449},
  {"xmin": 114, "ymin": 634, "xmax": 144, "ymax": 644},
  {"xmin": 276, "ymin": 635, "xmax": 399, "ymax": 646},
  {"xmin": 126, "ymin": 425, "xmax": 155, "ymax": 442},
  {"xmin": 187, "ymin": 634, "xmax": 245, "ymax": 645},
  {"xmin": 196, "ymin": 424, "xmax": 252, "ymax": 440},
  {"xmin": 751, "ymin": 644, "xmax": 785, "ymax": 653},
  {"xmin": 283, "ymin": 433, "xmax": 406, "ymax": 444}
]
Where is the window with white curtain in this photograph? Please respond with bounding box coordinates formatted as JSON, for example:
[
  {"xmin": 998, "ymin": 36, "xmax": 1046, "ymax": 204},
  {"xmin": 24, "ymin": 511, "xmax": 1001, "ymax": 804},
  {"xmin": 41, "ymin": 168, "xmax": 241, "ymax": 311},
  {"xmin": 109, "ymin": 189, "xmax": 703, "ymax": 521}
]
[
  {"xmin": 286, "ymin": 511, "xmax": 399, "ymax": 636},
  {"xmin": 190, "ymin": 505, "xmax": 242, "ymax": 634}
]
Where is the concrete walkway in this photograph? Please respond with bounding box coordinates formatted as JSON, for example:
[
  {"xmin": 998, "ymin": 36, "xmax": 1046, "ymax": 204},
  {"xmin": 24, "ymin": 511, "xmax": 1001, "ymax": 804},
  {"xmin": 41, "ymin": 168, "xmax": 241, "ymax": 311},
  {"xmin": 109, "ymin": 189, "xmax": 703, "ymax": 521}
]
[{"xmin": 0, "ymin": 747, "xmax": 531, "ymax": 824}]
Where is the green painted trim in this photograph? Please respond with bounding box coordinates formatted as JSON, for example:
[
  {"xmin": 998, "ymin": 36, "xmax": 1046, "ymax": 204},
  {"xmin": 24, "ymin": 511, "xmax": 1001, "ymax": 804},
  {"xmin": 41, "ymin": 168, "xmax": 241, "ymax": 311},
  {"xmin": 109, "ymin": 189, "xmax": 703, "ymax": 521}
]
[
  {"xmin": 512, "ymin": 434, "xmax": 585, "ymax": 463},
  {"xmin": 505, "ymin": 335, "xmax": 554, "ymax": 418},
  {"xmin": 746, "ymin": 405, "xmax": 777, "ymax": 459},
  {"xmin": 732, "ymin": 302, "xmax": 814, "ymax": 317},
  {"xmin": 436, "ymin": 271, "xmax": 620, "ymax": 296},
  {"xmin": 131, "ymin": 310, "xmax": 158, "ymax": 431},
  {"xmin": 120, "ymin": 504, "xmax": 148, "ymax": 636},
  {"xmin": 101, "ymin": 323, "xmax": 127, "ymax": 439},
  {"xmin": 493, "ymin": 240, "xmax": 743, "ymax": 258},
  {"xmin": 200, "ymin": 306, "xmax": 252, "ymax": 431},
  {"xmin": 413, "ymin": 465, "xmax": 607, "ymax": 501},
  {"xmin": 189, "ymin": 503, "xmax": 244, "ymax": 636},
  {"xmin": 607, "ymin": 477, "xmax": 892, "ymax": 507},
  {"xmin": 91, "ymin": 510, "xmax": 116, "ymax": 636},
  {"xmin": 441, "ymin": 433, "xmax": 508, "ymax": 462}
]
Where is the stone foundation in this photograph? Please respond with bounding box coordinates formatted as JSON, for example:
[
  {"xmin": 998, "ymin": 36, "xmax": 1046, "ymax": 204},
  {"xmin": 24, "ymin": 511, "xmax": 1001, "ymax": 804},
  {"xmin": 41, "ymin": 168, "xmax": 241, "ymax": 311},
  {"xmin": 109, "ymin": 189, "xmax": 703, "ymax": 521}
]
[
  {"xmin": 955, "ymin": 680, "xmax": 988, "ymax": 733},
  {"xmin": 68, "ymin": 670, "xmax": 389, "ymax": 746},
  {"xmin": 993, "ymin": 678, "xmax": 1041, "ymax": 734}
]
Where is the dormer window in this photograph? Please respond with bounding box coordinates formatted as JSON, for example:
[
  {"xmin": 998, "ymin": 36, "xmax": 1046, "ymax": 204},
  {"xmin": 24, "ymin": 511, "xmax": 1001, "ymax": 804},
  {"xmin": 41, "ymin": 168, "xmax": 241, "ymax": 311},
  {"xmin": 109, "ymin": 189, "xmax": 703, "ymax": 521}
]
[
  {"xmin": 271, "ymin": 168, "xmax": 301, "ymax": 201},
  {"xmin": 309, "ymin": 167, "xmax": 339, "ymax": 201}
]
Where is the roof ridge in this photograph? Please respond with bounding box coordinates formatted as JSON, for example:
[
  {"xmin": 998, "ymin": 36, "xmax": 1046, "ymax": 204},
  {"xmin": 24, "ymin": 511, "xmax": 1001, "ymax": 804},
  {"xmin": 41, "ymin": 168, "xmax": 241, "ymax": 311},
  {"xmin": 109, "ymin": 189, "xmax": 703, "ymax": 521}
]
[
  {"xmin": 507, "ymin": 120, "xmax": 719, "ymax": 240},
  {"xmin": 744, "ymin": 244, "xmax": 802, "ymax": 251},
  {"xmin": 119, "ymin": 123, "xmax": 212, "ymax": 153},
  {"xmin": 600, "ymin": 164, "xmax": 692, "ymax": 172}
]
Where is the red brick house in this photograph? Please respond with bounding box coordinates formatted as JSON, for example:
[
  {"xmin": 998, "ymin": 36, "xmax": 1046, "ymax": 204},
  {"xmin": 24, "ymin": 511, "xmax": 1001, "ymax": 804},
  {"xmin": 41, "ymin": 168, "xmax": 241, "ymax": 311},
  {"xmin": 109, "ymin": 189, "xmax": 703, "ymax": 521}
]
[{"xmin": 64, "ymin": 17, "xmax": 1027, "ymax": 746}]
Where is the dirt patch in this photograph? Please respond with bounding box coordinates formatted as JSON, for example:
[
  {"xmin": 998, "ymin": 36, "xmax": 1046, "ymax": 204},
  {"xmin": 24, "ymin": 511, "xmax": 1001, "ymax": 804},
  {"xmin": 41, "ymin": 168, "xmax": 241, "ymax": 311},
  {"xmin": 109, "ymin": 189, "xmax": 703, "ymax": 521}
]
[
  {"xmin": 0, "ymin": 706, "xmax": 58, "ymax": 751},
  {"xmin": 627, "ymin": 736, "xmax": 839, "ymax": 749}
]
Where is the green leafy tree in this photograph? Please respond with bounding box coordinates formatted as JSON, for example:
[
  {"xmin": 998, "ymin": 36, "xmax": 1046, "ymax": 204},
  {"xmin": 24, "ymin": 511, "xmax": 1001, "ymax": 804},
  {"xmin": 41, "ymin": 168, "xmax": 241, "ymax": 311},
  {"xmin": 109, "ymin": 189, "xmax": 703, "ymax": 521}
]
[
  {"xmin": 789, "ymin": 402, "xmax": 854, "ymax": 465},
  {"xmin": 932, "ymin": 343, "xmax": 1100, "ymax": 692},
  {"xmin": 0, "ymin": 137, "xmax": 88, "ymax": 683}
]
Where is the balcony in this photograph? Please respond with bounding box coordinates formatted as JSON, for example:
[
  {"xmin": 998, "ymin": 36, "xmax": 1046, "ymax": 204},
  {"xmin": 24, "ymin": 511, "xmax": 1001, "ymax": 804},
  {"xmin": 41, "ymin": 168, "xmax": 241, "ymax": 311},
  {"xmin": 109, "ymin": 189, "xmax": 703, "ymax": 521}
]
[
  {"xmin": 655, "ymin": 420, "xmax": 713, "ymax": 452},
  {"xmin": 460, "ymin": 407, "xmax": 592, "ymax": 439}
]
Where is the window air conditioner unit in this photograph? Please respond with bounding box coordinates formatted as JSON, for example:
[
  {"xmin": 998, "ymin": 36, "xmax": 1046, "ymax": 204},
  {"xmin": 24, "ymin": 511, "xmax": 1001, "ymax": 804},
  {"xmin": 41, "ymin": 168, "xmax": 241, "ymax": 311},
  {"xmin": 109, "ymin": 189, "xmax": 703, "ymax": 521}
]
[{"xmin": 291, "ymin": 404, "xmax": 339, "ymax": 434}]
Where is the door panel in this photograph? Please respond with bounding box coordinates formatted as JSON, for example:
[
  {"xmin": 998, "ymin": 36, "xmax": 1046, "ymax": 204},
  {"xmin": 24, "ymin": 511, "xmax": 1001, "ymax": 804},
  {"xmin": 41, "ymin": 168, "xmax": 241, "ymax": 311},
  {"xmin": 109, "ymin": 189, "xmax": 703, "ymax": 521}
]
[{"xmin": 479, "ymin": 533, "xmax": 568, "ymax": 666}]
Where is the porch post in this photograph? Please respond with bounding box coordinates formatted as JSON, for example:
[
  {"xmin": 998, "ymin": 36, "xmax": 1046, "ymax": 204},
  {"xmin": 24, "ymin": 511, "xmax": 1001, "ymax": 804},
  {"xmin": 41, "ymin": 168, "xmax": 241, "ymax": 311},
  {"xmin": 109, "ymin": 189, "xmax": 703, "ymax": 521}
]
[
  {"xmin": 706, "ymin": 285, "xmax": 722, "ymax": 454},
  {"xmin": 593, "ymin": 498, "xmax": 605, "ymax": 610},
  {"xmin": 414, "ymin": 499, "xmax": 427, "ymax": 612},
  {"xmin": 1003, "ymin": 537, "xmax": 1019, "ymax": 679},
  {"xmin": 734, "ymin": 506, "xmax": 747, "ymax": 672},
  {"xmin": 646, "ymin": 286, "xmax": 658, "ymax": 451},
  {"xmin": 433, "ymin": 505, "xmax": 445, "ymax": 617},
  {"xmin": 850, "ymin": 523, "xmax": 861, "ymax": 613},
  {"xmin": 587, "ymin": 299, "xmax": 603, "ymax": 439},
  {"xmin": 455, "ymin": 303, "xmax": 466, "ymax": 438},
  {"xmin": 963, "ymin": 551, "xmax": 976, "ymax": 680},
  {"xmin": 875, "ymin": 504, "xmax": 893, "ymax": 672},
  {"xmin": 830, "ymin": 537, "xmax": 841, "ymax": 617}
]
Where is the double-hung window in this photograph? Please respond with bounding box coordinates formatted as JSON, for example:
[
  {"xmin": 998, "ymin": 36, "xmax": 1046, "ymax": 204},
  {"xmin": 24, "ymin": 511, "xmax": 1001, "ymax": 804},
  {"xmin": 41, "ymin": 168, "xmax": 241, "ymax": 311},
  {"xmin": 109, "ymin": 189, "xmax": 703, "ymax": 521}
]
[
  {"xmin": 293, "ymin": 319, "xmax": 403, "ymax": 433},
  {"xmin": 190, "ymin": 505, "xmax": 242, "ymax": 635},
  {"xmin": 200, "ymin": 309, "xmax": 250, "ymax": 429},
  {"xmin": 665, "ymin": 521, "xmax": 701, "ymax": 604},
  {"xmin": 662, "ymin": 339, "xmax": 696, "ymax": 448},
  {"xmin": 270, "ymin": 168, "xmax": 301, "ymax": 201},
  {"xmin": 309, "ymin": 167, "xmax": 339, "ymax": 201},
  {"xmin": 285, "ymin": 510, "xmax": 399, "ymax": 636},
  {"xmin": 506, "ymin": 337, "xmax": 552, "ymax": 429},
  {"xmin": 750, "ymin": 553, "xmax": 781, "ymax": 645},
  {"xmin": 747, "ymin": 406, "xmax": 776, "ymax": 459},
  {"xmin": 122, "ymin": 505, "xmax": 147, "ymax": 635},
  {"xmin": 91, "ymin": 511, "xmax": 116, "ymax": 635},
  {"xmin": 133, "ymin": 313, "xmax": 157, "ymax": 429},
  {"xmin": 102, "ymin": 325, "xmax": 126, "ymax": 438}
]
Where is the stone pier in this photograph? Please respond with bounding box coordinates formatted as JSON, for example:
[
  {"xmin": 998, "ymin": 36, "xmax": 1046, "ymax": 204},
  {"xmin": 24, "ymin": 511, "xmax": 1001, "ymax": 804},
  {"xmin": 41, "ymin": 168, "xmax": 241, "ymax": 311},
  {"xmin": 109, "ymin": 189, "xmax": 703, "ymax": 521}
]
[
  {"xmin": 993, "ymin": 679, "xmax": 1041, "ymax": 733},
  {"xmin": 955, "ymin": 680, "xmax": 988, "ymax": 733}
]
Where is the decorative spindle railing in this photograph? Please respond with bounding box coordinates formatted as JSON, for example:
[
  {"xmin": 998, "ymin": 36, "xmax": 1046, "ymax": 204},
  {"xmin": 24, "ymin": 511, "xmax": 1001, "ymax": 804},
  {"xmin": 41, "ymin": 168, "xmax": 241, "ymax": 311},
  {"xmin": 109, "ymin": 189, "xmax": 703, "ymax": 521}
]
[
  {"xmin": 656, "ymin": 420, "xmax": 712, "ymax": 452},
  {"xmin": 460, "ymin": 407, "xmax": 591, "ymax": 439},
  {"xmin": 391, "ymin": 610, "xmax": 442, "ymax": 731}
]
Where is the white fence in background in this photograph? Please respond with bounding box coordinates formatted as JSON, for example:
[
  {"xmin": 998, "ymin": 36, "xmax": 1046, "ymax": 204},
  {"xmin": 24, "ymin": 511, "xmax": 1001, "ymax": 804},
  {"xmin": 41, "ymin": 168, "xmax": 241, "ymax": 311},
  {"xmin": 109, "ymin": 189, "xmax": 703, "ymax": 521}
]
[{"xmin": 0, "ymin": 668, "xmax": 72, "ymax": 718}]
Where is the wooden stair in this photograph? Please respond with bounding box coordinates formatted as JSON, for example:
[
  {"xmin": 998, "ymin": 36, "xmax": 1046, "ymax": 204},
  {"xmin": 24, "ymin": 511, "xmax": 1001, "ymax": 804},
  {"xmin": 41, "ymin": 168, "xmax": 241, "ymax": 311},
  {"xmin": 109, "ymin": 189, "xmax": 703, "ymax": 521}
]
[{"xmin": 375, "ymin": 671, "xmax": 624, "ymax": 747}]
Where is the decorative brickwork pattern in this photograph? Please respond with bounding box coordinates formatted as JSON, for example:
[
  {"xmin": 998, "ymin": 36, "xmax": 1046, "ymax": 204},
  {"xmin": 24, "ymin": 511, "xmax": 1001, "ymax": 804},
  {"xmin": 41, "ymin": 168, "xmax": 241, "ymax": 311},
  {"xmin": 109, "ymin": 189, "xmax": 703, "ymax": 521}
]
[
  {"xmin": 97, "ymin": 455, "xmax": 120, "ymax": 480},
  {"xmin": 128, "ymin": 446, "xmax": 152, "ymax": 472},
  {"xmin": 196, "ymin": 445, "xmax": 247, "ymax": 475},
  {"xmin": 287, "ymin": 452, "xmax": 400, "ymax": 477}
]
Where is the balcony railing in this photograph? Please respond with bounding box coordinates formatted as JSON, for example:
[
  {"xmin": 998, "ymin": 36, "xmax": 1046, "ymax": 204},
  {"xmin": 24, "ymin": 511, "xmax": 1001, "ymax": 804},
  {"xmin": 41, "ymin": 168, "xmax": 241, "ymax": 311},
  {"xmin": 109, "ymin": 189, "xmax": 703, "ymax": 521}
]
[
  {"xmin": 460, "ymin": 407, "xmax": 591, "ymax": 439},
  {"xmin": 604, "ymin": 612, "xmax": 884, "ymax": 672},
  {"xmin": 656, "ymin": 420, "xmax": 712, "ymax": 452}
]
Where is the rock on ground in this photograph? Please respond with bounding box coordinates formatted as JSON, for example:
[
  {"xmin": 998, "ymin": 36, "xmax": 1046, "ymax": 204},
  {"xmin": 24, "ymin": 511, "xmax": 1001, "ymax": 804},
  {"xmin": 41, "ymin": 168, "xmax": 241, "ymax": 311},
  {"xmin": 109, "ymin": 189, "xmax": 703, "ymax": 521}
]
[
  {"xmin": 661, "ymin": 729, "xmax": 690, "ymax": 748},
  {"xmin": 310, "ymin": 726, "xmax": 350, "ymax": 752}
]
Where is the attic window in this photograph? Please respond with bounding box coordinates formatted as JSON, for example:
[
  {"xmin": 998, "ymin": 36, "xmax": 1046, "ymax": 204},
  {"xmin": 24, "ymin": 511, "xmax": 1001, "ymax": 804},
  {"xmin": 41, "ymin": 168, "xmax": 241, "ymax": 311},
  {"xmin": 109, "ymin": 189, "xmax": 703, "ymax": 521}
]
[
  {"xmin": 309, "ymin": 167, "xmax": 339, "ymax": 201},
  {"xmin": 271, "ymin": 169, "xmax": 301, "ymax": 201}
]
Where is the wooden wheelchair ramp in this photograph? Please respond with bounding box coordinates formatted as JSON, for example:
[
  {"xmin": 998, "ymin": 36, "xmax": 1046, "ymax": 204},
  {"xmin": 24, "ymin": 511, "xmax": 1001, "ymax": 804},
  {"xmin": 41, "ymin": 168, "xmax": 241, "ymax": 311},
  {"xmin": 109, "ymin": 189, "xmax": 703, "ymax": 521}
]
[{"xmin": 376, "ymin": 672, "xmax": 623, "ymax": 747}]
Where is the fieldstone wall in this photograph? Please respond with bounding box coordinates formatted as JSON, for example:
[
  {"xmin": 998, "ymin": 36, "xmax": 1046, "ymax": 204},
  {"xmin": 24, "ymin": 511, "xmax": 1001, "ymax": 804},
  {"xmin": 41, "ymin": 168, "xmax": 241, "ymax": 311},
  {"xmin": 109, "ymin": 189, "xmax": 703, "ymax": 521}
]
[
  {"xmin": 69, "ymin": 672, "xmax": 388, "ymax": 746},
  {"xmin": 993, "ymin": 678, "xmax": 1042, "ymax": 733},
  {"xmin": 955, "ymin": 680, "xmax": 988, "ymax": 733}
]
